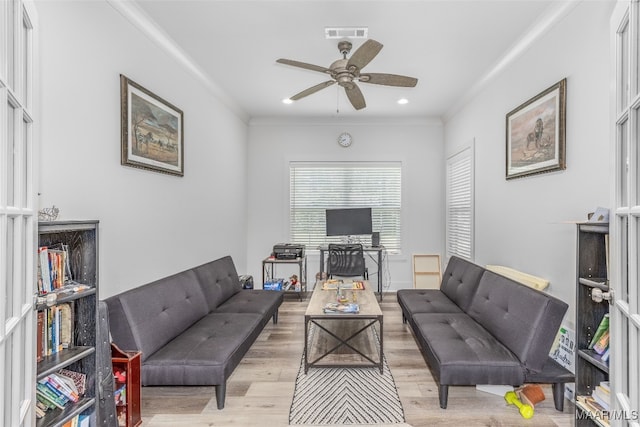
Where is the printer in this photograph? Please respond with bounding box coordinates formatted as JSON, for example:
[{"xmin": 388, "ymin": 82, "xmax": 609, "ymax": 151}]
[{"xmin": 273, "ymin": 243, "xmax": 305, "ymax": 260}]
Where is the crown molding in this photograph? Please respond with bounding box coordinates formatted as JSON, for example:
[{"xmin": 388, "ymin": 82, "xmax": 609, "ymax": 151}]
[
  {"xmin": 107, "ymin": 0, "xmax": 250, "ymax": 124},
  {"xmin": 249, "ymin": 115, "xmax": 442, "ymax": 127},
  {"xmin": 442, "ymin": 0, "xmax": 580, "ymax": 123}
]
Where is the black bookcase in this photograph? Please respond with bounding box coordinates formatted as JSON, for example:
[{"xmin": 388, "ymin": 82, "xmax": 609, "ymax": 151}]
[
  {"xmin": 575, "ymin": 222, "xmax": 610, "ymax": 427},
  {"xmin": 36, "ymin": 221, "xmax": 99, "ymax": 427}
]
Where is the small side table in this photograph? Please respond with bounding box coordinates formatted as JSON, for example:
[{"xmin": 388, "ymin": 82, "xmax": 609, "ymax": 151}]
[
  {"xmin": 262, "ymin": 256, "xmax": 307, "ymax": 300},
  {"xmin": 111, "ymin": 343, "xmax": 142, "ymax": 427}
]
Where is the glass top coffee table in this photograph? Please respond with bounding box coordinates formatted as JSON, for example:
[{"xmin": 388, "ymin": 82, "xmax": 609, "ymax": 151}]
[{"xmin": 304, "ymin": 280, "xmax": 384, "ymax": 373}]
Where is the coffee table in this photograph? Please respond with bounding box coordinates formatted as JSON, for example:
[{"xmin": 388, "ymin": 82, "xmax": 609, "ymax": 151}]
[{"xmin": 304, "ymin": 280, "xmax": 384, "ymax": 373}]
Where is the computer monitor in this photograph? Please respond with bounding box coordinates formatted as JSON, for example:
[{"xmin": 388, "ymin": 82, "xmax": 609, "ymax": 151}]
[{"xmin": 325, "ymin": 208, "xmax": 373, "ymax": 236}]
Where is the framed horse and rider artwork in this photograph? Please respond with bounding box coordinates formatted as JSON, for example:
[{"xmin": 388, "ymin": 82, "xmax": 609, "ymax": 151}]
[
  {"xmin": 505, "ymin": 78, "xmax": 566, "ymax": 180},
  {"xmin": 120, "ymin": 74, "xmax": 184, "ymax": 176}
]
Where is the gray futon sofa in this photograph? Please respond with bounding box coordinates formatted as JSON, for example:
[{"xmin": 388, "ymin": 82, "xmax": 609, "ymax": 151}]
[
  {"xmin": 104, "ymin": 255, "xmax": 283, "ymax": 409},
  {"xmin": 397, "ymin": 256, "xmax": 574, "ymax": 410}
]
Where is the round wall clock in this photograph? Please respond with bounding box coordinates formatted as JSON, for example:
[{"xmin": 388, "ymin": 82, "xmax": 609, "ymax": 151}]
[{"xmin": 337, "ymin": 132, "xmax": 353, "ymax": 147}]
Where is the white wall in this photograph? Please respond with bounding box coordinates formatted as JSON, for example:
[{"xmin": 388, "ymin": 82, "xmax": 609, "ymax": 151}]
[
  {"xmin": 444, "ymin": 1, "xmax": 614, "ymax": 323},
  {"xmin": 36, "ymin": 1, "xmax": 249, "ymax": 298},
  {"xmin": 246, "ymin": 118, "xmax": 444, "ymax": 291}
]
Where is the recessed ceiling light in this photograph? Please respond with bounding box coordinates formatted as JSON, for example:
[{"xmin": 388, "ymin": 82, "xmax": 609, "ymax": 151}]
[
  {"xmin": 282, "ymin": 98, "xmax": 293, "ymax": 104},
  {"xmin": 397, "ymin": 98, "xmax": 409, "ymax": 105}
]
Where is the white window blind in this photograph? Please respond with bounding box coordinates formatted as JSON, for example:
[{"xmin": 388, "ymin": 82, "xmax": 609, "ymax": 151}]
[
  {"xmin": 446, "ymin": 146, "xmax": 474, "ymax": 260},
  {"xmin": 290, "ymin": 162, "xmax": 402, "ymax": 251}
]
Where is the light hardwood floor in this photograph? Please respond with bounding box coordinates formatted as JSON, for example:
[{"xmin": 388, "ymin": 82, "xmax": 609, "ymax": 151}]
[{"xmin": 142, "ymin": 294, "xmax": 575, "ymax": 426}]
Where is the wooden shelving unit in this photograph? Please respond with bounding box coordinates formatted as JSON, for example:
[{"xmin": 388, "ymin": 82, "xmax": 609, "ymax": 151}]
[{"xmin": 111, "ymin": 343, "xmax": 142, "ymax": 427}]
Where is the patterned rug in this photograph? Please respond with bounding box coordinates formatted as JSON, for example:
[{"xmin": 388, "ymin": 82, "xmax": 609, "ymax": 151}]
[{"xmin": 289, "ymin": 328, "xmax": 405, "ymax": 425}]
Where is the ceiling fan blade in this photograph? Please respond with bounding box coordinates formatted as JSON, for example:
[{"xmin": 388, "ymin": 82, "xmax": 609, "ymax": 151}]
[
  {"xmin": 347, "ymin": 39, "xmax": 383, "ymax": 71},
  {"xmin": 345, "ymin": 84, "xmax": 366, "ymax": 110},
  {"xmin": 276, "ymin": 58, "xmax": 331, "ymax": 74},
  {"xmin": 289, "ymin": 80, "xmax": 336, "ymax": 101},
  {"xmin": 359, "ymin": 73, "xmax": 418, "ymax": 87}
]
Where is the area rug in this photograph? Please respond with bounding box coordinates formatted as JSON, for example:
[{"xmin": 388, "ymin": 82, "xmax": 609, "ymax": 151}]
[{"xmin": 289, "ymin": 328, "xmax": 405, "ymax": 425}]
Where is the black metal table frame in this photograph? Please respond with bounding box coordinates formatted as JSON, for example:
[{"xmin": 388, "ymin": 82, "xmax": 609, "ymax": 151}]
[
  {"xmin": 304, "ymin": 314, "xmax": 384, "ymax": 374},
  {"xmin": 262, "ymin": 256, "xmax": 307, "ymax": 301}
]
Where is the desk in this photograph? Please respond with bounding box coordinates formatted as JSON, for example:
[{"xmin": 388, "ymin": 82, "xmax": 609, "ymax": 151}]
[
  {"xmin": 262, "ymin": 256, "xmax": 307, "ymax": 301},
  {"xmin": 318, "ymin": 246, "xmax": 385, "ymax": 300}
]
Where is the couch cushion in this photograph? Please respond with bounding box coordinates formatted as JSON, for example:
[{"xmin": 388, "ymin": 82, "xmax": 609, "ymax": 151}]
[
  {"xmin": 466, "ymin": 271, "xmax": 568, "ymax": 372},
  {"xmin": 141, "ymin": 312, "xmax": 263, "ymax": 386},
  {"xmin": 216, "ymin": 289, "xmax": 283, "ymax": 317},
  {"xmin": 439, "ymin": 256, "xmax": 485, "ymax": 311},
  {"xmin": 105, "ymin": 269, "xmax": 209, "ymax": 362},
  {"xmin": 193, "ymin": 256, "xmax": 243, "ymax": 311},
  {"xmin": 412, "ymin": 312, "xmax": 525, "ymax": 385},
  {"xmin": 397, "ymin": 289, "xmax": 463, "ymax": 316}
]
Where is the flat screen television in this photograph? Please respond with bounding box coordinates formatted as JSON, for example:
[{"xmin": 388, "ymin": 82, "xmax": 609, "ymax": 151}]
[{"xmin": 325, "ymin": 208, "xmax": 373, "ymax": 236}]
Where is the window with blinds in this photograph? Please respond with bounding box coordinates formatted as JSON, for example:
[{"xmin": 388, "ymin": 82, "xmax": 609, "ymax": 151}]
[
  {"xmin": 446, "ymin": 146, "xmax": 474, "ymax": 260},
  {"xmin": 289, "ymin": 162, "xmax": 402, "ymax": 251}
]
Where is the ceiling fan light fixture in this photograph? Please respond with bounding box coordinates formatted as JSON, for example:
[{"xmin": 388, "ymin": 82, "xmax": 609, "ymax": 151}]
[
  {"xmin": 325, "ymin": 27, "xmax": 368, "ymax": 39},
  {"xmin": 282, "ymin": 98, "xmax": 293, "ymax": 104},
  {"xmin": 397, "ymin": 98, "xmax": 409, "ymax": 105}
]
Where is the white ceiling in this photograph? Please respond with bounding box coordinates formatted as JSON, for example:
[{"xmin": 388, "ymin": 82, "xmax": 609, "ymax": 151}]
[{"xmin": 128, "ymin": 0, "xmax": 573, "ymax": 120}]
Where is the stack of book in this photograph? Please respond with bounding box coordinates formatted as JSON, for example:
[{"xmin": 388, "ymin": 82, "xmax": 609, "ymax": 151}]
[
  {"xmin": 37, "ymin": 303, "xmax": 73, "ymax": 361},
  {"xmin": 35, "ymin": 369, "xmax": 86, "ymax": 419},
  {"xmin": 589, "ymin": 313, "xmax": 610, "ymax": 363},
  {"xmin": 576, "ymin": 381, "xmax": 610, "ymax": 427},
  {"xmin": 37, "ymin": 244, "xmax": 72, "ymax": 293}
]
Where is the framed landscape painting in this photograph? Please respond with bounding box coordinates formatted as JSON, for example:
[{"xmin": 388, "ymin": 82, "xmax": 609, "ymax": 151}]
[
  {"xmin": 120, "ymin": 75, "xmax": 184, "ymax": 176},
  {"xmin": 505, "ymin": 78, "xmax": 566, "ymax": 180}
]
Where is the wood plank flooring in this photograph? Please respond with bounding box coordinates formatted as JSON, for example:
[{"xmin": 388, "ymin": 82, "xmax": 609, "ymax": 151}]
[{"xmin": 142, "ymin": 294, "xmax": 575, "ymax": 426}]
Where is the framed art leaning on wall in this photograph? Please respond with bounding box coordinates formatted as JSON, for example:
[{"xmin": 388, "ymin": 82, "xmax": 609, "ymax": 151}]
[
  {"xmin": 120, "ymin": 74, "xmax": 184, "ymax": 176},
  {"xmin": 505, "ymin": 78, "xmax": 566, "ymax": 180}
]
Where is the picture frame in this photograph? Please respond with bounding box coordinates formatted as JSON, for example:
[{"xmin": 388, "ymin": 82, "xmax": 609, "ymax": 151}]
[
  {"xmin": 505, "ymin": 78, "xmax": 566, "ymax": 180},
  {"xmin": 120, "ymin": 75, "xmax": 184, "ymax": 176}
]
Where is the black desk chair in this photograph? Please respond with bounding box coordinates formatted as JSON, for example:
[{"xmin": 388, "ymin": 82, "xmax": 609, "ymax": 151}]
[{"xmin": 327, "ymin": 243, "xmax": 369, "ymax": 280}]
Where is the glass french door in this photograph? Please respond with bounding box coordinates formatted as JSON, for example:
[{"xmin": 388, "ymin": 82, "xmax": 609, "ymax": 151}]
[
  {"xmin": 611, "ymin": 1, "xmax": 640, "ymax": 426},
  {"xmin": 1, "ymin": 1, "xmax": 37, "ymax": 426}
]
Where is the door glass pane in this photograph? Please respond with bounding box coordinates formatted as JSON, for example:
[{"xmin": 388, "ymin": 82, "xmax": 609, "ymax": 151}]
[
  {"xmin": 22, "ymin": 118, "xmax": 29, "ymax": 208},
  {"xmin": 5, "ymin": 217, "xmax": 15, "ymax": 319},
  {"xmin": 7, "ymin": 0, "xmax": 15, "ymax": 90},
  {"xmin": 22, "ymin": 12, "xmax": 29, "ymax": 106},
  {"xmin": 4, "ymin": 334, "xmax": 14, "ymax": 427},
  {"xmin": 7, "ymin": 102, "xmax": 16, "ymax": 207},
  {"xmin": 620, "ymin": 215, "xmax": 629, "ymax": 302},
  {"xmin": 621, "ymin": 18, "xmax": 630, "ymax": 112},
  {"xmin": 19, "ymin": 217, "xmax": 27, "ymax": 307},
  {"xmin": 621, "ymin": 316, "xmax": 629, "ymax": 396},
  {"xmin": 620, "ymin": 118, "xmax": 629, "ymax": 207}
]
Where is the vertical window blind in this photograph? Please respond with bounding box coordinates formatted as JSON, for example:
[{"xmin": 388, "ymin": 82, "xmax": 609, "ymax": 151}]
[
  {"xmin": 289, "ymin": 162, "xmax": 402, "ymax": 251},
  {"xmin": 446, "ymin": 147, "xmax": 474, "ymax": 260}
]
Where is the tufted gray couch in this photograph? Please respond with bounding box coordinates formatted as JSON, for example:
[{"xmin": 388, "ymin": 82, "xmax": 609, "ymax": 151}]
[
  {"xmin": 397, "ymin": 256, "xmax": 574, "ymax": 410},
  {"xmin": 104, "ymin": 255, "xmax": 283, "ymax": 409}
]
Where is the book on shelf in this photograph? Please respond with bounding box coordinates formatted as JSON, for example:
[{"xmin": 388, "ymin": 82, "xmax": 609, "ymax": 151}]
[
  {"xmin": 37, "ymin": 303, "xmax": 74, "ymax": 359},
  {"xmin": 592, "ymin": 382, "xmax": 610, "ymax": 411},
  {"xmin": 593, "ymin": 331, "xmax": 610, "ymax": 355},
  {"xmin": 323, "ymin": 302, "xmax": 359, "ymax": 313},
  {"xmin": 588, "ymin": 313, "xmax": 609, "ymax": 349},
  {"xmin": 58, "ymin": 368, "xmax": 87, "ymax": 396},
  {"xmin": 36, "ymin": 382, "xmax": 68, "ymax": 409},
  {"xmin": 577, "ymin": 395, "xmax": 610, "ymax": 426},
  {"xmin": 601, "ymin": 347, "xmax": 610, "ymax": 363}
]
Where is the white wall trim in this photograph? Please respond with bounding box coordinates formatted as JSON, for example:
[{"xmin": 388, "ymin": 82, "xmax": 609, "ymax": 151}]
[
  {"xmin": 249, "ymin": 115, "xmax": 442, "ymax": 127},
  {"xmin": 443, "ymin": 0, "xmax": 580, "ymax": 122},
  {"xmin": 107, "ymin": 0, "xmax": 250, "ymax": 124}
]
